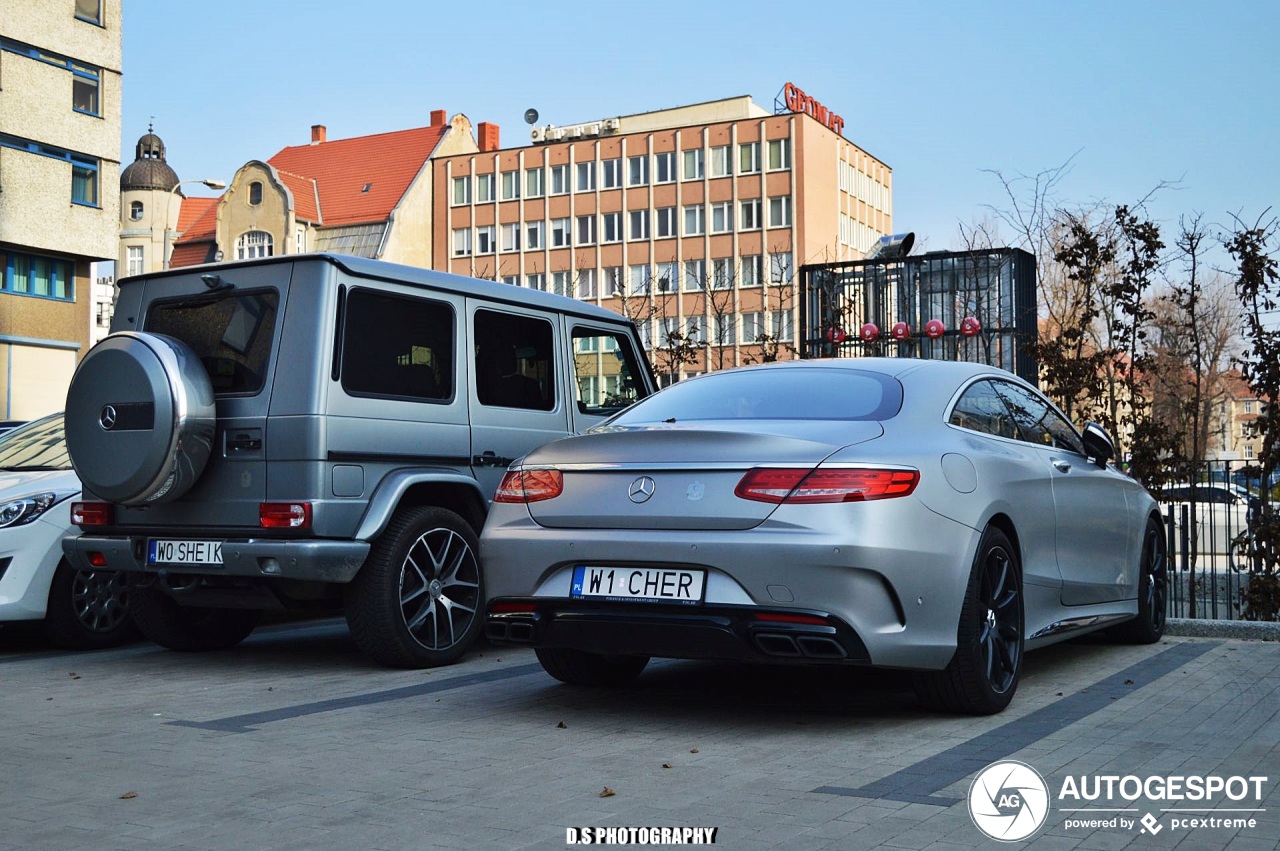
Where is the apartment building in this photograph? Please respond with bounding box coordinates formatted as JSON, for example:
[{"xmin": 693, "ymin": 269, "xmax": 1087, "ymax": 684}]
[
  {"xmin": 0, "ymin": 0, "xmax": 121, "ymax": 417},
  {"xmin": 432, "ymin": 90, "xmax": 892, "ymax": 381}
]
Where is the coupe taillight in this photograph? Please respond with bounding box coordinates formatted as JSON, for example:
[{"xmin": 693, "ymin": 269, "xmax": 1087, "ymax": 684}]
[
  {"xmin": 493, "ymin": 469, "xmax": 564, "ymax": 503},
  {"xmin": 70, "ymin": 501, "xmax": 112, "ymax": 527},
  {"xmin": 734, "ymin": 467, "xmax": 919, "ymax": 504}
]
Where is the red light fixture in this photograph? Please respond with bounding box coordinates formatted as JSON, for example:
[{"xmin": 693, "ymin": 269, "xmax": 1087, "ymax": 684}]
[
  {"xmin": 754, "ymin": 612, "xmax": 829, "ymax": 626},
  {"xmin": 890, "ymin": 321, "xmax": 911, "ymax": 340},
  {"xmin": 825, "ymin": 326, "xmax": 847, "ymax": 344},
  {"xmin": 925, "ymin": 319, "xmax": 946, "ymax": 339},
  {"xmin": 960, "ymin": 316, "xmax": 982, "ymax": 337},
  {"xmin": 259, "ymin": 502, "xmax": 312, "ymax": 528},
  {"xmin": 489, "ymin": 601, "xmax": 537, "ymax": 614},
  {"xmin": 88, "ymin": 551, "xmax": 108, "ymax": 567},
  {"xmin": 494, "ymin": 469, "xmax": 564, "ymax": 503},
  {"xmin": 70, "ymin": 502, "xmax": 112, "ymax": 527},
  {"xmin": 735, "ymin": 467, "xmax": 919, "ymax": 504},
  {"xmin": 859, "ymin": 323, "xmax": 880, "ymax": 342}
]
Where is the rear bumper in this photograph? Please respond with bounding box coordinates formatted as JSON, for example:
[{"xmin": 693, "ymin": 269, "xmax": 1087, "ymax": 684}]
[
  {"xmin": 486, "ymin": 599, "xmax": 871, "ymax": 665},
  {"xmin": 62, "ymin": 535, "xmax": 370, "ymax": 583}
]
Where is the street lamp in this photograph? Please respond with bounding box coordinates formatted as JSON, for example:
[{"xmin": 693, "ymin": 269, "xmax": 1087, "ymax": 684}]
[{"xmin": 164, "ymin": 178, "xmax": 226, "ymax": 269}]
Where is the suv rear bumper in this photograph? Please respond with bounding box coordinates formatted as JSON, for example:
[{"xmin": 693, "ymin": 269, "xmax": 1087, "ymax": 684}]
[{"xmin": 63, "ymin": 535, "xmax": 370, "ymax": 583}]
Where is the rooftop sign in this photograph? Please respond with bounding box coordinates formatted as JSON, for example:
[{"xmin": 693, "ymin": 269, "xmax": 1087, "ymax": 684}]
[{"xmin": 781, "ymin": 82, "xmax": 844, "ymax": 136}]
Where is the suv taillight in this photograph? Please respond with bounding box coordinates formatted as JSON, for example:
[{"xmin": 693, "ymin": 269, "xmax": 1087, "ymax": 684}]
[
  {"xmin": 734, "ymin": 467, "xmax": 919, "ymax": 504},
  {"xmin": 493, "ymin": 469, "xmax": 564, "ymax": 503},
  {"xmin": 260, "ymin": 502, "xmax": 312, "ymax": 528},
  {"xmin": 70, "ymin": 501, "xmax": 113, "ymax": 527}
]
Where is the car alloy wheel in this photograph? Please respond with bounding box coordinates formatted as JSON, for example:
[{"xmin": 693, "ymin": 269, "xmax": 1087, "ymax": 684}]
[
  {"xmin": 398, "ymin": 525, "xmax": 482, "ymax": 652},
  {"xmin": 978, "ymin": 542, "xmax": 1021, "ymax": 695},
  {"xmin": 70, "ymin": 568, "xmax": 131, "ymax": 634}
]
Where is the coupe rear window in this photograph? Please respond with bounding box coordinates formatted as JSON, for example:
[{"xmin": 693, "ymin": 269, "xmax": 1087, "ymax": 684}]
[
  {"xmin": 145, "ymin": 290, "xmax": 279, "ymax": 394},
  {"xmin": 608, "ymin": 368, "xmax": 901, "ymax": 423}
]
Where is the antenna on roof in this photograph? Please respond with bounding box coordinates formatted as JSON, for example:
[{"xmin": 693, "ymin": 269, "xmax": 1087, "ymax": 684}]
[{"xmin": 524, "ymin": 108, "xmax": 539, "ymax": 125}]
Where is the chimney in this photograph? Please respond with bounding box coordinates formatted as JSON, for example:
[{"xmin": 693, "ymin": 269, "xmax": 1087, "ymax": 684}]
[
  {"xmin": 430, "ymin": 109, "xmax": 447, "ymax": 127},
  {"xmin": 477, "ymin": 122, "xmax": 500, "ymax": 153},
  {"xmin": 310, "ymin": 124, "xmax": 327, "ymax": 144}
]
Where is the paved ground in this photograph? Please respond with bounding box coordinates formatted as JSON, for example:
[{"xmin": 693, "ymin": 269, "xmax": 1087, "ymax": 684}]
[{"xmin": 0, "ymin": 622, "xmax": 1276, "ymax": 850}]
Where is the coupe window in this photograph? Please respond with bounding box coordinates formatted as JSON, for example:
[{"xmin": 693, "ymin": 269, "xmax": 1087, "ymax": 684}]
[
  {"xmin": 950, "ymin": 381, "xmax": 1018, "ymax": 439},
  {"xmin": 990, "ymin": 381, "xmax": 1085, "ymax": 455},
  {"xmin": 608, "ymin": 368, "xmax": 901, "ymax": 423}
]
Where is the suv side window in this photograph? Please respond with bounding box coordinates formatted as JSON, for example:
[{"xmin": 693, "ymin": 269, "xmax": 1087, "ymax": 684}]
[
  {"xmin": 473, "ymin": 309, "xmax": 554, "ymax": 411},
  {"xmin": 949, "ymin": 380, "xmax": 1018, "ymax": 440},
  {"xmin": 991, "ymin": 381, "xmax": 1085, "ymax": 455},
  {"xmin": 146, "ymin": 290, "xmax": 279, "ymax": 395},
  {"xmin": 571, "ymin": 326, "xmax": 647, "ymax": 416},
  {"xmin": 341, "ymin": 288, "xmax": 454, "ymax": 401}
]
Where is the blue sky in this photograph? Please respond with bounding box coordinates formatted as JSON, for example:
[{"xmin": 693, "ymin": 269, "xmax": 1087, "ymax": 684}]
[{"xmin": 123, "ymin": 0, "xmax": 1278, "ymax": 264}]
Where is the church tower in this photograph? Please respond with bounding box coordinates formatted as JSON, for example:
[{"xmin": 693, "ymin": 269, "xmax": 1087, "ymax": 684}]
[{"xmin": 118, "ymin": 126, "xmax": 181, "ymax": 275}]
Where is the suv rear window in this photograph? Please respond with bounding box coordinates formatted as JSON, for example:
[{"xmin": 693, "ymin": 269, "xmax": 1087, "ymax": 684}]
[
  {"xmin": 145, "ymin": 291, "xmax": 279, "ymax": 394},
  {"xmin": 609, "ymin": 367, "xmax": 901, "ymax": 423}
]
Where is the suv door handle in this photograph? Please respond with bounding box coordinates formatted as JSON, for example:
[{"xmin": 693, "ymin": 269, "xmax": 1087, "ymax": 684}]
[
  {"xmin": 473, "ymin": 451, "xmax": 514, "ymax": 467},
  {"xmin": 1052, "ymin": 459, "xmax": 1071, "ymax": 473}
]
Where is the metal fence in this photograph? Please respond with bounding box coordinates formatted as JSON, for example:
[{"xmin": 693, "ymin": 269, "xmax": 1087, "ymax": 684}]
[{"xmin": 1158, "ymin": 461, "xmax": 1269, "ymax": 620}]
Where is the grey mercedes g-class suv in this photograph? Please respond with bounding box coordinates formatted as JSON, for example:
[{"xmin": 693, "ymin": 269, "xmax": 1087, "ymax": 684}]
[{"xmin": 62, "ymin": 254, "xmax": 654, "ymax": 667}]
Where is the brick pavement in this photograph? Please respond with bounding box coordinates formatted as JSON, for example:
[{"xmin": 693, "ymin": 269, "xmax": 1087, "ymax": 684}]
[{"xmin": 0, "ymin": 622, "xmax": 1275, "ymax": 851}]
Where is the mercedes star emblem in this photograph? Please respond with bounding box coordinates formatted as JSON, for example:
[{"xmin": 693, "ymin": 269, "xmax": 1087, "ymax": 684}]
[
  {"xmin": 628, "ymin": 476, "xmax": 656, "ymax": 504},
  {"xmin": 99, "ymin": 405, "xmax": 118, "ymax": 430}
]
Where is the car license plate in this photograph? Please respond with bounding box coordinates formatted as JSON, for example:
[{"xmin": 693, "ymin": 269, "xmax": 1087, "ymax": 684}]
[
  {"xmin": 570, "ymin": 566, "xmax": 704, "ymax": 604},
  {"xmin": 148, "ymin": 539, "xmax": 224, "ymax": 566}
]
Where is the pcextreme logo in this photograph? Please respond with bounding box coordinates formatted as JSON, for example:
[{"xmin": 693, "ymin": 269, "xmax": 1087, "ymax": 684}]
[{"xmin": 968, "ymin": 761, "xmax": 1051, "ymax": 842}]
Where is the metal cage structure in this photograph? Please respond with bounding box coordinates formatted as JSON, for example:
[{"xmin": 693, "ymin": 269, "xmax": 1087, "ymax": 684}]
[{"xmin": 799, "ymin": 247, "xmax": 1039, "ymax": 385}]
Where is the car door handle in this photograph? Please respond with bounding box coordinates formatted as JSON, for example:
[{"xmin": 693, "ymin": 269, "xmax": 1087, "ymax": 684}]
[
  {"xmin": 1052, "ymin": 460, "xmax": 1072, "ymax": 473},
  {"xmin": 473, "ymin": 451, "xmax": 514, "ymax": 467}
]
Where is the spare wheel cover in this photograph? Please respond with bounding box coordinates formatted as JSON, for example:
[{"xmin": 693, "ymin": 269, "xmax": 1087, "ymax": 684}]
[{"xmin": 65, "ymin": 332, "xmax": 216, "ymax": 505}]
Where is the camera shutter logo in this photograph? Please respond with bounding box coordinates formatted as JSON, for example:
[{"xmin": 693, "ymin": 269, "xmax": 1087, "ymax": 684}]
[{"xmin": 968, "ymin": 760, "xmax": 1050, "ymax": 842}]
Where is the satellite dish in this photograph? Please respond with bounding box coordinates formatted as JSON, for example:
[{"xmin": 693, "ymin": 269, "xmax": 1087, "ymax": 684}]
[{"xmin": 524, "ymin": 108, "xmax": 539, "ymax": 125}]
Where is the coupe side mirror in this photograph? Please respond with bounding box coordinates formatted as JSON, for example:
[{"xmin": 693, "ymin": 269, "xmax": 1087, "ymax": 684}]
[{"xmin": 1081, "ymin": 422, "xmax": 1114, "ymax": 468}]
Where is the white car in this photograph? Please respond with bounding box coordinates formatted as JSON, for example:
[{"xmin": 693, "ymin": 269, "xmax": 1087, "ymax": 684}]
[
  {"xmin": 0, "ymin": 413, "xmax": 135, "ymax": 648},
  {"xmin": 1157, "ymin": 482, "xmax": 1256, "ymax": 559}
]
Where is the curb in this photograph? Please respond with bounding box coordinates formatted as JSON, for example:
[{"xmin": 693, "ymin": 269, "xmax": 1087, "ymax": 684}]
[{"xmin": 1165, "ymin": 617, "xmax": 1280, "ymax": 641}]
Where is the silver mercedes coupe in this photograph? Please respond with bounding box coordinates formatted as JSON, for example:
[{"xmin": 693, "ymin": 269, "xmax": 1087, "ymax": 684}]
[{"xmin": 481, "ymin": 358, "xmax": 1166, "ymax": 714}]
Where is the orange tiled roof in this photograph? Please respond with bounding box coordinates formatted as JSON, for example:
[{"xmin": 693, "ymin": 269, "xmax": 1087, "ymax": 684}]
[
  {"xmin": 275, "ymin": 169, "xmax": 320, "ymax": 222},
  {"xmin": 267, "ymin": 124, "xmax": 447, "ymax": 226},
  {"xmin": 177, "ymin": 197, "xmax": 219, "ymax": 242},
  {"xmin": 177, "ymin": 196, "xmax": 219, "ymax": 232},
  {"xmin": 168, "ymin": 241, "xmax": 216, "ymax": 267}
]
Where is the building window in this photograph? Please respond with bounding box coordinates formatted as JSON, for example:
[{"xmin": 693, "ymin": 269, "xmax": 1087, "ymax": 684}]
[
  {"xmin": 771, "ymin": 309, "xmax": 794, "ymax": 342},
  {"xmin": 75, "ymin": 0, "xmax": 102, "ymax": 24},
  {"xmin": 576, "ymin": 215, "xmax": 596, "ymax": 245},
  {"xmin": 712, "ymin": 314, "xmax": 736, "ymax": 346},
  {"xmin": 712, "ymin": 257, "xmax": 734, "ymax": 289},
  {"xmin": 602, "ymin": 159, "xmax": 622, "ymax": 189},
  {"xmin": 476, "ymin": 173, "xmax": 495, "ymax": 203},
  {"xmin": 71, "ymin": 64, "xmax": 100, "ymax": 115},
  {"xmin": 476, "ymin": 225, "xmax": 496, "ymax": 254},
  {"xmin": 711, "ymin": 202, "xmax": 732, "ymax": 233},
  {"xmin": 2, "ymin": 252, "xmax": 73, "ymax": 300},
  {"xmin": 685, "ymin": 315, "xmax": 705, "ymax": 344},
  {"xmin": 654, "ymin": 152, "xmax": 676, "ymax": 184},
  {"xmin": 126, "ymin": 245, "xmax": 144, "ymax": 276},
  {"xmin": 740, "ymin": 311, "xmax": 764, "ymax": 344},
  {"xmin": 295, "ymin": 227, "xmax": 306, "ymax": 254},
  {"xmin": 525, "ymin": 220, "xmax": 545, "ymax": 250},
  {"xmin": 710, "ymin": 145, "xmax": 731, "ymax": 178},
  {"xmin": 770, "ymin": 252, "xmax": 792, "ymax": 283},
  {"xmin": 1245, "ymin": 400, "xmax": 1256, "ymax": 414},
  {"xmin": 628, "ymin": 264, "xmax": 648, "ymax": 295},
  {"xmin": 768, "ymin": 196, "xmax": 792, "ymax": 228},
  {"xmin": 526, "ymin": 272, "xmax": 546, "ymax": 291},
  {"xmin": 576, "ymin": 268, "xmax": 597, "ymax": 300},
  {"xmin": 629, "ymin": 210, "xmax": 649, "ymax": 241},
  {"xmin": 551, "ymin": 217, "xmax": 571, "ymax": 247},
  {"xmin": 656, "ymin": 261, "xmax": 678, "ymax": 292},
  {"xmin": 683, "ymin": 205, "xmax": 705, "ymax": 236},
  {"xmin": 501, "ymin": 223, "xmax": 521, "ymax": 252},
  {"xmin": 655, "ymin": 207, "xmax": 677, "ymax": 238},
  {"xmin": 576, "ymin": 162, "xmax": 596, "ymax": 192},
  {"xmin": 451, "ymin": 176, "xmax": 470, "ymax": 205},
  {"xmin": 740, "ymin": 254, "xmax": 762, "ymax": 287},
  {"xmin": 452, "ymin": 227, "xmax": 471, "ymax": 256},
  {"xmin": 249, "ymin": 181, "xmax": 263, "ymax": 206},
  {"xmin": 129, "ymin": 200, "xmax": 144, "ymax": 221},
  {"xmin": 601, "ymin": 212, "xmax": 622, "ymax": 243},
  {"xmin": 525, "ymin": 167, "xmax": 545, "ymax": 198},
  {"xmin": 1246, "ymin": 444, "xmax": 1256, "ymax": 460},
  {"xmin": 740, "ymin": 199, "xmax": 761, "ymax": 230},
  {"xmin": 71, "ymin": 156, "xmax": 99, "ymax": 206},
  {"xmin": 237, "ymin": 231, "xmax": 274, "ymax": 260},
  {"xmin": 683, "ymin": 259, "xmax": 706, "ymax": 291},
  {"xmin": 767, "ymin": 138, "xmax": 792, "ymax": 170},
  {"xmin": 739, "ymin": 142, "xmax": 760, "ymax": 174},
  {"xmin": 682, "ymin": 149, "xmax": 704, "ymax": 181},
  {"xmin": 501, "ymin": 170, "xmax": 520, "ymax": 200},
  {"xmin": 604, "ymin": 266, "xmax": 623, "ymax": 296},
  {"xmin": 502, "ymin": 275, "xmax": 519, "ymax": 286},
  {"xmin": 552, "ymin": 271, "xmax": 571, "ymax": 297},
  {"xmin": 628, "ymin": 155, "xmax": 649, "ymax": 186},
  {"xmin": 550, "ymin": 164, "xmax": 569, "ymax": 195}
]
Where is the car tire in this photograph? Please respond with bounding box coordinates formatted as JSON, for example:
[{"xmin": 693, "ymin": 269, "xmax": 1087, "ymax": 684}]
[
  {"xmin": 535, "ymin": 647, "xmax": 650, "ymax": 686},
  {"xmin": 42, "ymin": 560, "xmax": 138, "ymax": 650},
  {"xmin": 344, "ymin": 506, "xmax": 484, "ymax": 669},
  {"xmin": 1111, "ymin": 516, "xmax": 1167, "ymax": 644},
  {"xmin": 129, "ymin": 587, "xmax": 260, "ymax": 651},
  {"xmin": 914, "ymin": 526, "xmax": 1023, "ymax": 715}
]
